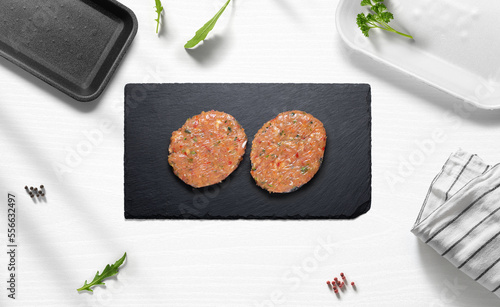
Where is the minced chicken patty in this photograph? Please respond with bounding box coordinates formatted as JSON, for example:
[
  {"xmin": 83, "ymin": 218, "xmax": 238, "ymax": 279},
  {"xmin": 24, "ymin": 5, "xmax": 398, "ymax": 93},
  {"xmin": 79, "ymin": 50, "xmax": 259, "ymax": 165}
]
[
  {"xmin": 168, "ymin": 111, "xmax": 247, "ymax": 188},
  {"xmin": 250, "ymin": 110, "xmax": 326, "ymax": 193}
]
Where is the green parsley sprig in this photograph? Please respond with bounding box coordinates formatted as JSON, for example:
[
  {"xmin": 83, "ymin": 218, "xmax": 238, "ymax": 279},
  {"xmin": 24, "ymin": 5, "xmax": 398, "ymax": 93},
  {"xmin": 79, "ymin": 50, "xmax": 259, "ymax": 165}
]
[{"xmin": 356, "ymin": 0, "xmax": 413, "ymax": 39}]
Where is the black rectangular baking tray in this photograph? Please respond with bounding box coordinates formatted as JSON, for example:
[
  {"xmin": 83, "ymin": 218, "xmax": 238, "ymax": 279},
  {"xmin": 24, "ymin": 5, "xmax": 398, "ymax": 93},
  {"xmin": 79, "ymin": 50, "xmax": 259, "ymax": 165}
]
[
  {"xmin": 0, "ymin": 0, "xmax": 138, "ymax": 102},
  {"xmin": 124, "ymin": 83, "xmax": 372, "ymax": 219}
]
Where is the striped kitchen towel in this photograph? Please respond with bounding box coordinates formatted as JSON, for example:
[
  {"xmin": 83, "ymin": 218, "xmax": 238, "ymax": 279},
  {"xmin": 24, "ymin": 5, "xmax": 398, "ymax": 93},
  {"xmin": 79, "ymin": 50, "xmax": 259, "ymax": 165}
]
[{"xmin": 412, "ymin": 150, "xmax": 500, "ymax": 298}]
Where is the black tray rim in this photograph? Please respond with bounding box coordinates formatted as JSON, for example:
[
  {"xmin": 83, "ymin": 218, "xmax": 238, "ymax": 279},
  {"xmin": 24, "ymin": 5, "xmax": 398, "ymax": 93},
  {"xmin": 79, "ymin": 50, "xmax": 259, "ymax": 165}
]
[{"xmin": 0, "ymin": 0, "xmax": 138, "ymax": 102}]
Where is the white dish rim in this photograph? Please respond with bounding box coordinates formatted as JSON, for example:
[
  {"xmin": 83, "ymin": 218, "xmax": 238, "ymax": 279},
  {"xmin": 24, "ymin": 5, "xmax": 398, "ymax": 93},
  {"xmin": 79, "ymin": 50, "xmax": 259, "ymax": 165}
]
[{"xmin": 335, "ymin": 0, "xmax": 500, "ymax": 110}]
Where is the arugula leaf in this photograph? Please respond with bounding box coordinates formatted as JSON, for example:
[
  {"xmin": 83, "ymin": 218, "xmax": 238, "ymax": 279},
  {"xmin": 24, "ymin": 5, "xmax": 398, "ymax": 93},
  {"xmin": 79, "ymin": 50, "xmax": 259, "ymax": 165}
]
[
  {"xmin": 77, "ymin": 253, "xmax": 127, "ymax": 292},
  {"xmin": 155, "ymin": 0, "xmax": 163, "ymax": 34},
  {"xmin": 184, "ymin": 0, "xmax": 231, "ymax": 49},
  {"xmin": 356, "ymin": 0, "xmax": 413, "ymax": 39}
]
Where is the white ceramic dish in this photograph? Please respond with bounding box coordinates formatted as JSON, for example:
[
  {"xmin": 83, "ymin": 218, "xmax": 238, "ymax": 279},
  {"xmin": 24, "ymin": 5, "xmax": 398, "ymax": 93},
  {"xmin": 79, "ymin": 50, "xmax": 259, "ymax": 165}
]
[{"xmin": 336, "ymin": 0, "xmax": 500, "ymax": 109}]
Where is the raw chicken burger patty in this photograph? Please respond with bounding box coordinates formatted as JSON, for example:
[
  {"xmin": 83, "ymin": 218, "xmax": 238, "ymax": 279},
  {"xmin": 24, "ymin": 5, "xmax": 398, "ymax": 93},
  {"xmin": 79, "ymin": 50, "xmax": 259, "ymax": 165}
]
[
  {"xmin": 250, "ymin": 110, "xmax": 326, "ymax": 193},
  {"xmin": 168, "ymin": 111, "xmax": 247, "ymax": 188}
]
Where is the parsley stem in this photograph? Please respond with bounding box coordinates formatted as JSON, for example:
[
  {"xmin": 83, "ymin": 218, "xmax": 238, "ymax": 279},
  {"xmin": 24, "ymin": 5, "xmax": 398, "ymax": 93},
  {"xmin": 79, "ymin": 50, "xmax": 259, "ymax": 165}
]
[
  {"xmin": 391, "ymin": 30, "xmax": 413, "ymax": 39},
  {"xmin": 378, "ymin": 20, "xmax": 413, "ymax": 39}
]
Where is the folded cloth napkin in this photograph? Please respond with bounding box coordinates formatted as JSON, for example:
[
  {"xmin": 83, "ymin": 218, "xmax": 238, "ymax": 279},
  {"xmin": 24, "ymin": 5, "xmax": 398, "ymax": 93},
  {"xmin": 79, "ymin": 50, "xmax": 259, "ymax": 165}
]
[{"xmin": 412, "ymin": 150, "xmax": 500, "ymax": 298}]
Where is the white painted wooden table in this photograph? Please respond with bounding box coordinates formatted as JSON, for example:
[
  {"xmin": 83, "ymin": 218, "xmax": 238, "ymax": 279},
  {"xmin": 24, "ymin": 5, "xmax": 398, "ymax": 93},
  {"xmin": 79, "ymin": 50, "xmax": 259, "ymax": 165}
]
[{"xmin": 1, "ymin": 0, "xmax": 500, "ymax": 306}]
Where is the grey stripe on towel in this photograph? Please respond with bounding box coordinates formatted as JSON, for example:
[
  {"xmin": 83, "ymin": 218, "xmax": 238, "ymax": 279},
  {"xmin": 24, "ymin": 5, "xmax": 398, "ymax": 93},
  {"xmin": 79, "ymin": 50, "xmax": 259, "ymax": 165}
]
[{"xmin": 412, "ymin": 150, "xmax": 500, "ymax": 297}]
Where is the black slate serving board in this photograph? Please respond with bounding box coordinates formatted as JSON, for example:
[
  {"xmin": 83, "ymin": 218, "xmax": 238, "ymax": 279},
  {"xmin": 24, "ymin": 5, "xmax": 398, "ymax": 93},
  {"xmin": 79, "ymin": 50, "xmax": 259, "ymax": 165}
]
[{"xmin": 124, "ymin": 83, "xmax": 371, "ymax": 219}]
